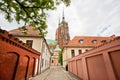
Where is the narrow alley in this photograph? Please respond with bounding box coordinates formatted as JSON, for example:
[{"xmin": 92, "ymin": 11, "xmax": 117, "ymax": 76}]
[{"xmin": 31, "ymin": 66, "xmax": 80, "ymax": 80}]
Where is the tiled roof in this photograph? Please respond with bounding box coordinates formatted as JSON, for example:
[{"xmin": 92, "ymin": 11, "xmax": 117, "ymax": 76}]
[
  {"xmin": 65, "ymin": 36, "xmax": 116, "ymax": 47},
  {"xmin": 9, "ymin": 26, "xmax": 41, "ymax": 37}
]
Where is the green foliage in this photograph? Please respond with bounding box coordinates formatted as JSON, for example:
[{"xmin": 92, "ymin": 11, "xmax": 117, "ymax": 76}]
[
  {"xmin": 58, "ymin": 49, "xmax": 63, "ymax": 65},
  {"xmin": 0, "ymin": 0, "xmax": 71, "ymax": 36}
]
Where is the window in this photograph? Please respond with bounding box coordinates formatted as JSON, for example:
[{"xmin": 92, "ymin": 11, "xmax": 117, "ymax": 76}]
[
  {"xmin": 79, "ymin": 39, "xmax": 84, "ymax": 44},
  {"xmin": 92, "ymin": 40, "xmax": 97, "ymax": 44},
  {"xmin": 86, "ymin": 49, "xmax": 88, "ymax": 52},
  {"xmin": 78, "ymin": 50, "xmax": 82, "ymax": 54},
  {"xmin": 71, "ymin": 50, "xmax": 75, "ymax": 57},
  {"xmin": 52, "ymin": 60, "xmax": 54, "ymax": 63},
  {"xmin": 26, "ymin": 40, "xmax": 33, "ymax": 48},
  {"xmin": 101, "ymin": 40, "xmax": 107, "ymax": 44},
  {"xmin": 42, "ymin": 58, "xmax": 44, "ymax": 67}
]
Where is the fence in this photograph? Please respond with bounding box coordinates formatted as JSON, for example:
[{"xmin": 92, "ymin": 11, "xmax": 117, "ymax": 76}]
[
  {"xmin": 68, "ymin": 37, "xmax": 120, "ymax": 80},
  {"xmin": 0, "ymin": 29, "xmax": 40, "ymax": 80}
]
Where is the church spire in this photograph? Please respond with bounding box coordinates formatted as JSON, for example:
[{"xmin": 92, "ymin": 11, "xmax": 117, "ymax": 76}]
[
  {"xmin": 62, "ymin": 9, "xmax": 65, "ymax": 21},
  {"xmin": 58, "ymin": 16, "xmax": 60, "ymax": 25}
]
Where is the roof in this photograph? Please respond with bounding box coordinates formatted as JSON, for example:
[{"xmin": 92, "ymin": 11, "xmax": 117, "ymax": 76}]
[
  {"xmin": 65, "ymin": 35, "xmax": 116, "ymax": 47},
  {"xmin": 9, "ymin": 26, "xmax": 42, "ymax": 37},
  {"xmin": 54, "ymin": 45, "xmax": 61, "ymax": 52},
  {"xmin": 46, "ymin": 39, "xmax": 58, "ymax": 45}
]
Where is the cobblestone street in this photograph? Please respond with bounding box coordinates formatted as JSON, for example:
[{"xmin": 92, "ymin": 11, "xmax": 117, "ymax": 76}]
[{"xmin": 31, "ymin": 66, "xmax": 80, "ymax": 80}]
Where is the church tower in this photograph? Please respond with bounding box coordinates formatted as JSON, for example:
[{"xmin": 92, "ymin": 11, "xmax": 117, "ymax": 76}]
[{"xmin": 55, "ymin": 11, "xmax": 70, "ymax": 48}]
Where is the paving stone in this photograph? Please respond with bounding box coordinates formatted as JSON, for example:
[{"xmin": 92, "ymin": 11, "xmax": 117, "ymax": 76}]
[{"xmin": 31, "ymin": 66, "xmax": 80, "ymax": 80}]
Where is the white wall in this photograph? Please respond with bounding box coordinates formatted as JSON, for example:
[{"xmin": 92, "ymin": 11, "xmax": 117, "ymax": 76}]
[
  {"xmin": 62, "ymin": 47, "xmax": 93, "ymax": 68},
  {"xmin": 16, "ymin": 36, "xmax": 51, "ymax": 73},
  {"xmin": 34, "ymin": 58, "xmax": 38, "ymax": 75},
  {"xmin": 40, "ymin": 40, "xmax": 51, "ymax": 72},
  {"xmin": 16, "ymin": 36, "xmax": 43, "ymax": 52}
]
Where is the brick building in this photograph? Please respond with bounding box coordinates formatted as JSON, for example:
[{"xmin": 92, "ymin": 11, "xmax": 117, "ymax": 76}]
[
  {"xmin": 51, "ymin": 45, "xmax": 61, "ymax": 66},
  {"xmin": 55, "ymin": 14, "xmax": 70, "ymax": 48},
  {"xmin": 46, "ymin": 39, "xmax": 62, "ymax": 66}
]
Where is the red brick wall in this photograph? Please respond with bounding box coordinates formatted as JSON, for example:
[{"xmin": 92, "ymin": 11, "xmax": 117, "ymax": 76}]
[
  {"xmin": 0, "ymin": 29, "xmax": 40, "ymax": 80},
  {"xmin": 87, "ymin": 55, "xmax": 109, "ymax": 80},
  {"xmin": 76, "ymin": 59, "xmax": 83, "ymax": 79},
  {"xmin": 0, "ymin": 52, "xmax": 19, "ymax": 80},
  {"xmin": 109, "ymin": 50, "xmax": 120, "ymax": 79},
  {"xmin": 68, "ymin": 36, "xmax": 120, "ymax": 80}
]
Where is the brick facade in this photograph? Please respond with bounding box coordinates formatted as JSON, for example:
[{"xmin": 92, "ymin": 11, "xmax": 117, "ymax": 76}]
[
  {"xmin": 0, "ymin": 29, "xmax": 40, "ymax": 80},
  {"xmin": 55, "ymin": 20, "xmax": 70, "ymax": 48}
]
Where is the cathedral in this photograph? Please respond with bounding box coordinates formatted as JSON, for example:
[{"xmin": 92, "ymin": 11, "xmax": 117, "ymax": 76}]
[
  {"xmin": 55, "ymin": 13, "xmax": 70, "ymax": 48},
  {"xmin": 48, "ymin": 12, "xmax": 70, "ymax": 66}
]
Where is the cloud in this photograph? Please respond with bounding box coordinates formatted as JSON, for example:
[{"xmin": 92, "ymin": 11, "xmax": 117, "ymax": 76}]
[
  {"xmin": 68, "ymin": 0, "xmax": 120, "ymax": 37},
  {"xmin": 97, "ymin": 25, "xmax": 111, "ymax": 36}
]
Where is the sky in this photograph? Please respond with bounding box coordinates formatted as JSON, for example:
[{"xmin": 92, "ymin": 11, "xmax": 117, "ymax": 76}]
[{"xmin": 0, "ymin": 0, "xmax": 120, "ymax": 40}]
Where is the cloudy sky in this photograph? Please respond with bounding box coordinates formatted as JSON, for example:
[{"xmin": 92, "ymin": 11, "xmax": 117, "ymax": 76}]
[{"xmin": 0, "ymin": 0, "xmax": 120, "ymax": 39}]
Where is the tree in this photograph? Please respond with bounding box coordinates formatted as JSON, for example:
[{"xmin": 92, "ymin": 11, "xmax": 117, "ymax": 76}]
[
  {"xmin": 0, "ymin": 0, "xmax": 70, "ymax": 35},
  {"xmin": 58, "ymin": 49, "xmax": 63, "ymax": 65}
]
